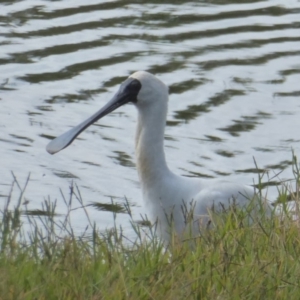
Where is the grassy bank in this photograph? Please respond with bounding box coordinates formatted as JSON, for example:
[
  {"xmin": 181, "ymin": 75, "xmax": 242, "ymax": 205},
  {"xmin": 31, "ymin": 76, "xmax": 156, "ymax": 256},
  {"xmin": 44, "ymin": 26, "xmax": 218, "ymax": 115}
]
[{"xmin": 1, "ymin": 159, "xmax": 300, "ymax": 299}]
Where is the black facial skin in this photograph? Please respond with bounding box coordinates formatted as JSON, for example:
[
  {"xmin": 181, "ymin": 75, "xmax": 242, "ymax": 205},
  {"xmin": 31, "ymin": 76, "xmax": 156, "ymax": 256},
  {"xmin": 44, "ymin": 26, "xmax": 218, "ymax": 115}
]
[{"xmin": 117, "ymin": 78, "xmax": 141, "ymax": 104}]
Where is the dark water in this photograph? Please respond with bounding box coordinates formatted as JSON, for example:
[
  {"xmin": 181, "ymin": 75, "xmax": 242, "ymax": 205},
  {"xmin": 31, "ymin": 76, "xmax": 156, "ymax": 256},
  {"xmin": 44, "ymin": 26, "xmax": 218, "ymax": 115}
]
[{"xmin": 1, "ymin": 0, "xmax": 300, "ymax": 233}]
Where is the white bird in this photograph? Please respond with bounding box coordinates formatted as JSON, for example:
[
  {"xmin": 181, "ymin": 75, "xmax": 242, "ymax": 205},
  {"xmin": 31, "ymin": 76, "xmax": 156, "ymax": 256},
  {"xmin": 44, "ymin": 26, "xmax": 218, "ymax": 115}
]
[{"xmin": 47, "ymin": 71, "xmax": 272, "ymax": 241}]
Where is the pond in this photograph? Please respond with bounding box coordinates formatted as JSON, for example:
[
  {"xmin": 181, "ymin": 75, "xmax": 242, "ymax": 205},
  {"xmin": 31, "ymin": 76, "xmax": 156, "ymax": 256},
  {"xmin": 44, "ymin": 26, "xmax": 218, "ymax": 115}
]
[{"xmin": 1, "ymin": 0, "xmax": 300, "ymax": 234}]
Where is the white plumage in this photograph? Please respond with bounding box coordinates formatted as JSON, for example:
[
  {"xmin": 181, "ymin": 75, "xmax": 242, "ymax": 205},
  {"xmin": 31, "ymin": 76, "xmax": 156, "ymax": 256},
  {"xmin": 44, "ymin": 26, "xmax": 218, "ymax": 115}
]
[{"xmin": 47, "ymin": 71, "xmax": 272, "ymax": 241}]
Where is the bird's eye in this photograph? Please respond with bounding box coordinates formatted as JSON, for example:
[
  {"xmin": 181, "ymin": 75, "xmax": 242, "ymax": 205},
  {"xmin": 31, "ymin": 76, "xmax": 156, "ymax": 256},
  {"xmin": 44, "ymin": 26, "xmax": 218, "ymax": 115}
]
[
  {"xmin": 130, "ymin": 80, "xmax": 140, "ymax": 87},
  {"xmin": 129, "ymin": 79, "xmax": 141, "ymax": 93}
]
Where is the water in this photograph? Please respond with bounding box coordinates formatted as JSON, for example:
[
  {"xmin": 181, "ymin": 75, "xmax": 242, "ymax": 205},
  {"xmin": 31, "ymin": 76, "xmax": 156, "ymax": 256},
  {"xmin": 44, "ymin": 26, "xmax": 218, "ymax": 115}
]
[{"xmin": 1, "ymin": 0, "xmax": 300, "ymax": 234}]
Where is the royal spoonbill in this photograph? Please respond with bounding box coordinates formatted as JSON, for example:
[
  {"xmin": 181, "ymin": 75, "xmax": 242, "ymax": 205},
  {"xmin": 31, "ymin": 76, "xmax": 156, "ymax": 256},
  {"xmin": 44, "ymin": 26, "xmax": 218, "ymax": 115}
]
[{"xmin": 46, "ymin": 71, "xmax": 272, "ymax": 240}]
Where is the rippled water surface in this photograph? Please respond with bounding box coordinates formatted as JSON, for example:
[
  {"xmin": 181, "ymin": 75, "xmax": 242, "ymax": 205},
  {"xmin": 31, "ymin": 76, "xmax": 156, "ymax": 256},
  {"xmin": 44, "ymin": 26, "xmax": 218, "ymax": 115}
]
[{"xmin": 1, "ymin": 0, "xmax": 300, "ymax": 233}]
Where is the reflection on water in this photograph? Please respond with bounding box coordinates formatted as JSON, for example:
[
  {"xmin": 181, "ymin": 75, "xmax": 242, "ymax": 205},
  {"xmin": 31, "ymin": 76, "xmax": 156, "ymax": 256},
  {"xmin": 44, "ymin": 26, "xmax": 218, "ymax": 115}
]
[
  {"xmin": 89, "ymin": 201, "xmax": 127, "ymax": 214},
  {"xmin": 219, "ymin": 111, "xmax": 272, "ymax": 137},
  {"xmin": 1, "ymin": 0, "xmax": 300, "ymax": 232}
]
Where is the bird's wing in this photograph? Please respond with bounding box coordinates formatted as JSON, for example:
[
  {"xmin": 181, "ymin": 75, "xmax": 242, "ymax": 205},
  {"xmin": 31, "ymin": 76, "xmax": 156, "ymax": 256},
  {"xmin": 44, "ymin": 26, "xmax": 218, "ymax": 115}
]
[{"xmin": 192, "ymin": 181, "xmax": 271, "ymax": 216}]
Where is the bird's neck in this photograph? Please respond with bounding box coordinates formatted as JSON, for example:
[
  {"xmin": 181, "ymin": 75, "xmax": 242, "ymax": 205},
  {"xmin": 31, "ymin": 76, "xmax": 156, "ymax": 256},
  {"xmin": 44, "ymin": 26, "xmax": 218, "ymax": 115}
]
[{"xmin": 135, "ymin": 102, "xmax": 171, "ymax": 189}]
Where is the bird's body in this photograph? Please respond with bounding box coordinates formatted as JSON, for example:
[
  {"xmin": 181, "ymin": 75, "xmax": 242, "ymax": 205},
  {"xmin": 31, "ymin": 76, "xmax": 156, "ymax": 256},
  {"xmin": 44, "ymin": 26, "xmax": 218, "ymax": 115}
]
[{"xmin": 47, "ymin": 71, "xmax": 272, "ymax": 241}]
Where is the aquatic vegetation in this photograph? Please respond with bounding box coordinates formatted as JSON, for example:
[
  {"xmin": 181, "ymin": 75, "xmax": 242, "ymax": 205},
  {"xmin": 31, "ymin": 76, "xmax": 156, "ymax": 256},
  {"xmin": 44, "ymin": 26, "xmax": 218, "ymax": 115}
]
[{"xmin": 0, "ymin": 158, "xmax": 300, "ymax": 299}]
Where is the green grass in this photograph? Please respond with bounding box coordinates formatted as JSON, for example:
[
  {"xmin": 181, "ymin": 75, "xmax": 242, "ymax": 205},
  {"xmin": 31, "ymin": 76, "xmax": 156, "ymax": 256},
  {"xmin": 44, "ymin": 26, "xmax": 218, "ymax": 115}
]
[{"xmin": 0, "ymin": 154, "xmax": 300, "ymax": 300}]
